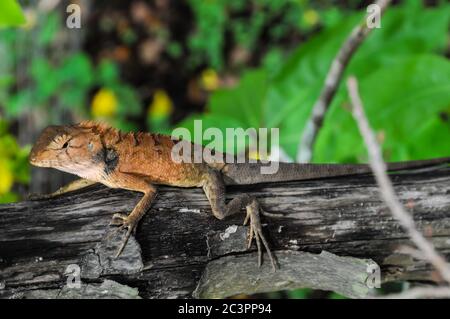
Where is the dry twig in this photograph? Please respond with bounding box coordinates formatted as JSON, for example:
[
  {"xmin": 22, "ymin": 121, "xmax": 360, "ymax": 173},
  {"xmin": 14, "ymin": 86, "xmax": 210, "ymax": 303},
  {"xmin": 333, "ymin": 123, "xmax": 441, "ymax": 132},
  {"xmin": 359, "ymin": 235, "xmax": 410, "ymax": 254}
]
[
  {"xmin": 346, "ymin": 76, "xmax": 450, "ymax": 296},
  {"xmin": 297, "ymin": 0, "xmax": 392, "ymax": 163}
]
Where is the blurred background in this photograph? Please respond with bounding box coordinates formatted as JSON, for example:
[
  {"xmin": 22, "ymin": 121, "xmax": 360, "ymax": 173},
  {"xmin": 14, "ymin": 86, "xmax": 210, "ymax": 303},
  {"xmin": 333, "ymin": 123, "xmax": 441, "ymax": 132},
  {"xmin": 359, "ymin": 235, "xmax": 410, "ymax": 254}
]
[{"xmin": 0, "ymin": 0, "xmax": 449, "ymax": 298}]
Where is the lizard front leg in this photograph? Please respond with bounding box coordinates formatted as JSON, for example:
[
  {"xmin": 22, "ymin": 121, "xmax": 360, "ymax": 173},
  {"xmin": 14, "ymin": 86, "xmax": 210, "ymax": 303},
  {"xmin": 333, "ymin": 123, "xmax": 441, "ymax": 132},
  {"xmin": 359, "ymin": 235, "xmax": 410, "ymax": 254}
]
[
  {"xmin": 202, "ymin": 169, "xmax": 277, "ymax": 271},
  {"xmin": 28, "ymin": 179, "xmax": 97, "ymax": 200},
  {"xmin": 107, "ymin": 174, "xmax": 157, "ymax": 257}
]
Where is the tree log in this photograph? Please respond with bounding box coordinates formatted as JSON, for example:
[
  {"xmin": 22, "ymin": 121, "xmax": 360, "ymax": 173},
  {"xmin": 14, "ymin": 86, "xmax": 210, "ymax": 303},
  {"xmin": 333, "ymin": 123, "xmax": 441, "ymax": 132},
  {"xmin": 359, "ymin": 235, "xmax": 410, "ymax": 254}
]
[{"xmin": 0, "ymin": 167, "xmax": 449, "ymax": 299}]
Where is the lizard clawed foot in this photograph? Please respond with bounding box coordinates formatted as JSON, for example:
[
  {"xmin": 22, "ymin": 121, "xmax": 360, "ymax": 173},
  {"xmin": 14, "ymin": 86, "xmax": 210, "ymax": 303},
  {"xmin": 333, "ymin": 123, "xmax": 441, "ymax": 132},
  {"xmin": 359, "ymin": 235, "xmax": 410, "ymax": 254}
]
[
  {"xmin": 243, "ymin": 200, "xmax": 278, "ymax": 271},
  {"xmin": 108, "ymin": 213, "xmax": 138, "ymax": 258}
]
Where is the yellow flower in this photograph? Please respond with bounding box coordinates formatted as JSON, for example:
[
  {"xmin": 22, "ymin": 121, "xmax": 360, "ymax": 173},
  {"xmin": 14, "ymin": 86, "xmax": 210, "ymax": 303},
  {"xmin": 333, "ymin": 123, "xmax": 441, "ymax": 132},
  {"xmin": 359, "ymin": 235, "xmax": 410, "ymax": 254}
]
[
  {"xmin": 0, "ymin": 159, "xmax": 13, "ymax": 194},
  {"xmin": 148, "ymin": 89, "xmax": 173, "ymax": 118},
  {"xmin": 91, "ymin": 88, "xmax": 118, "ymax": 118},
  {"xmin": 200, "ymin": 69, "xmax": 219, "ymax": 91},
  {"xmin": 303, "ymin": 9, "xmax": 319, "ymax": 27}
]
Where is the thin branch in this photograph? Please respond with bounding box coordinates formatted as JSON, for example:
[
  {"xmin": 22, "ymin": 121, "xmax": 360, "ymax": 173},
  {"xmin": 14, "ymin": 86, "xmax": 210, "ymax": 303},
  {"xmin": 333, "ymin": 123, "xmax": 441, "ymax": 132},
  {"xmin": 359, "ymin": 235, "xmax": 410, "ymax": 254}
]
[
  {"xmin": 297, "ymin": 0, "xmax": 392, "ymax": 163},
  {"xmin": 346, "ymin": 76, "xmax": 450, "ymax": 286}
]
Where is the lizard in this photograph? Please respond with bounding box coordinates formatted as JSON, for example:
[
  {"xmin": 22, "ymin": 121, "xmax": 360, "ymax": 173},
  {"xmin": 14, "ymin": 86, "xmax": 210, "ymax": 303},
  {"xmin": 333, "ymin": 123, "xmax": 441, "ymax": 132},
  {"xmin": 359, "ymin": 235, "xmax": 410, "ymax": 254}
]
[{"xmin": 29, "ymin": 121, "xmax": 450, "ymax": 270}]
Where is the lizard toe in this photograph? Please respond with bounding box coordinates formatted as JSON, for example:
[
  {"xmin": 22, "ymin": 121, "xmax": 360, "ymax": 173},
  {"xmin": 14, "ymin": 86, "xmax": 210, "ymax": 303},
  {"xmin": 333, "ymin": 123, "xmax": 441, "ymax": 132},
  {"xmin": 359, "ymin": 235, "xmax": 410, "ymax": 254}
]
[
  {"xmin": 244, "ymin": 201, "xmax": 278, "ymax": 272},
  {"xmin": 106, "ymin": 214, "xmax": 138, "ymax": 248},
  {"xmin": 114, "ymin": 217, "xmax": 139, "ymax": 258},
  {"xmin": 110, "ymin": 213, "xmax": 129, "ymax": 226}
]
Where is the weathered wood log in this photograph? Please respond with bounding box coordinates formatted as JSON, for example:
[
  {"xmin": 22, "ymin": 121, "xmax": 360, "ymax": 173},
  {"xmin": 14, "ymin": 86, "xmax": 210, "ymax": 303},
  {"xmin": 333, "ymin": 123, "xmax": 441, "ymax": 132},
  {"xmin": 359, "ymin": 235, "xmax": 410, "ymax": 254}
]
[{"xmin": 0, "ymin": 167, "xmax": 449, "ymax": 299}]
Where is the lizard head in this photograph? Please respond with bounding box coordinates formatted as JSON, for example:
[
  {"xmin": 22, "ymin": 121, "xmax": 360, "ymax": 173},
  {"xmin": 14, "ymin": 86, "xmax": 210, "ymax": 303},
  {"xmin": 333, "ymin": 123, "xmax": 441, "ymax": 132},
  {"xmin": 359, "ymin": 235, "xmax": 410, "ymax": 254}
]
[{"xmin": 29, "ymin": 124, "xmax": 106, "ymax": 178}]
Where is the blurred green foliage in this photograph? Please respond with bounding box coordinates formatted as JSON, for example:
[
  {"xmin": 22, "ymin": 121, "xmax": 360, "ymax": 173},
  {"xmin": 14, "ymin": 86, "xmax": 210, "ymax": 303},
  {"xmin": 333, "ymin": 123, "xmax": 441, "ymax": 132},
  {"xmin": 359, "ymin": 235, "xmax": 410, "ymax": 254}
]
[
  {"xmin": 0, "ymin": 0, "xmax": 27, "ymax": 203},
  {"xmin": 287, "ymin": 288, "xmax": 313, "ymax": 299},
  {"xmin": 0, "ymin": 120, "xmax": 30, "ymax": 203},
  {"xmin": 0, "ymin": 8, "xmax": 143, "ymax": 202},
  {"xmin": 179, "ymin": 0, "xmax": 450, "ymax": 162},
  {"xmin": 0, "ymin": 11, "xmax": 141, "ymax": 130},
  {"xmin": 0, "ymin": 0, "xmax": 25, "ymax": 28},
  {"xmin": 187, "ymin": 0, "xmax": 322, "ymax": 70}
]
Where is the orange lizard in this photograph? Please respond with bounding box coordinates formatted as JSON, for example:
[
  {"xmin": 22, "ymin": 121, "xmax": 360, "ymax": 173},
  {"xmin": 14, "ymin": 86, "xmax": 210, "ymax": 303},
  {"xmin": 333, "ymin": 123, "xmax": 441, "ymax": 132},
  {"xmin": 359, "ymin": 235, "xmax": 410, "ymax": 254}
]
[{"xmin": 29, "ymin": 121, "xmax": 450, "ymax": 270}]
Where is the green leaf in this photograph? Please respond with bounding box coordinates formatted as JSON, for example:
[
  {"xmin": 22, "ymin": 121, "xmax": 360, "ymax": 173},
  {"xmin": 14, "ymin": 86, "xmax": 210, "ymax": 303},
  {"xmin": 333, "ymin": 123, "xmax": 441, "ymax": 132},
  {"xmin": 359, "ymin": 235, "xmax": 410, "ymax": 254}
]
[
  {"xmin": 59, "ymin": 53, "xmax": 94, "ymax": 88},
  {"xmin": 37, "ymin": 12, "xmax": 60, "ymax": 45},
  {"xmin": 114, "ymin": 85, "xmax": 141, "ymax": 117},
  {"xmin": 329, "ymin": 292, "xmax": 348, "ymax": 299},
  {"xmin": 97, "ymin": 59, "xmax": 119, "ymax": 86},
  {"xmin": 187, "ymin": 0, "xmax": 227, "ymax": 69},
  {"xmin": 0, "ymin": 192, "xmax": 18, "ymax": 204},
  {"xmin": 30, "ymin": 58, "xmax": 58, "ymax": 105},
  {"xmin": 176, "ymin": 113, "xmax": 247, "ymax": 154},
  {"xmin": 264, "ymin": 3, "xmax": 450, "ymax": 160},
  {"xmin": 0, "ymin": 134, "xmax": 19, "ymax": 157},
  {"xmin": 0, "ymin": 0, "xmax": 26, "ymax": 28},
  {"xmin": 287, "ymin": 288, "xmax": 312, "ymax": 299},
  {"xmin": 175, "ymin": 69, "xmax": 268, "ymax": 154},
  {"xmin": 209, "ymin": 69, "xmax": 268, "ymax": 128},
  {"xmin": 5, "ymin": 90, "xmax": 33, "ymax": 116},
  {"xmin": 175, "ymin": 2, "xmax": 450, "ymax": 162},
  {"xmin": 12, "ymin": 151, "xmax": 30, "ymax": 184},
  {"xmin": 314, "ymin": 54, "xmax": 450, "ymax": 162},
  {"xmin": 59, "ymin": 87, "xmax": 86, "ymax": 110}
]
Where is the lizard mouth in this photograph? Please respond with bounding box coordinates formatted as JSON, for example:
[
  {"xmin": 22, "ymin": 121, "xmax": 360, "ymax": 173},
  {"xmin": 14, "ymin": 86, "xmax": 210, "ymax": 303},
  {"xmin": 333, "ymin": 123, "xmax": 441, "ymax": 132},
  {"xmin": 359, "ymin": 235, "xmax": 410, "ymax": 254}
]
[
  {"xmin": 29, "ymin": 157, "xmax": 52, "ymax": 168},
  {"xmin": 29, "ymin": 156, "xmax": 39, "ymax": 166}
]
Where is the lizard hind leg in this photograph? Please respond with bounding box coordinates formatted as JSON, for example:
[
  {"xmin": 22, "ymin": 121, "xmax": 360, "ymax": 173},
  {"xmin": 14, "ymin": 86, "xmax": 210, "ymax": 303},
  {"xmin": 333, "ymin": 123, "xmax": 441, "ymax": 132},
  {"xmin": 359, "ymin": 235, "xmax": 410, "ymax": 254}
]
[{"xmin": 202, "ymin": 170, "xmax": 277, "ymax": 271}]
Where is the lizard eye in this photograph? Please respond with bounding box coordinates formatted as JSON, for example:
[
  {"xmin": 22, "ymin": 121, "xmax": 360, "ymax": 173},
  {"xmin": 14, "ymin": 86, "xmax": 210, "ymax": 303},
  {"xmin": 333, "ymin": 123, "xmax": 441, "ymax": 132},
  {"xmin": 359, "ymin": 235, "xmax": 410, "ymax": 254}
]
[{"xmin": 62, "ymin": 141, "xmax": 69, "ymax": 149}]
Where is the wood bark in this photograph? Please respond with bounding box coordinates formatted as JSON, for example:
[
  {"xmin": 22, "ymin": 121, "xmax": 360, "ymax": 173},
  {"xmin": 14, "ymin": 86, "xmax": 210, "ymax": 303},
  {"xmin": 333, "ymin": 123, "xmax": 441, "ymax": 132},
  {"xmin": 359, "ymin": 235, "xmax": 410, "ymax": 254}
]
[{"xmin": 0, "ymin": 167, "xmax": 449, "ymax": 299}]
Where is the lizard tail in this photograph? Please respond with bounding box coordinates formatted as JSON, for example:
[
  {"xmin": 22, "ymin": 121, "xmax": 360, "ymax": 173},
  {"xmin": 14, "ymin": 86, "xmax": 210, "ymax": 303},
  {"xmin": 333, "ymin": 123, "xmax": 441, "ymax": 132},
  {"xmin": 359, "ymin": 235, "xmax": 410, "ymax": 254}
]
[{"xmin": 222, "ymin": 157, "xmax": 450, "ymax": 185}]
